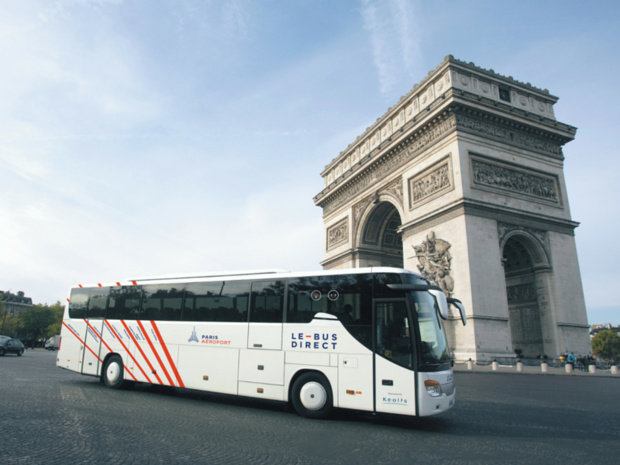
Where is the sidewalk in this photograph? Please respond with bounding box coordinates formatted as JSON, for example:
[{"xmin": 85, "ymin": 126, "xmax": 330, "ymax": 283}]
[{"xmin": 453, "ymin": 361, "xmax": 620, "ymax": 377}]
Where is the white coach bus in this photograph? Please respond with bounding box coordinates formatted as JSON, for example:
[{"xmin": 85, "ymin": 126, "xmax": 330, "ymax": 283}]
[{"xmin": 57, "ymin": 267, "xmax": 466, "ymax": 419}]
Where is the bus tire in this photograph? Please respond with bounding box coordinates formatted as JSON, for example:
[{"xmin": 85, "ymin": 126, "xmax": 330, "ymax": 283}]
[
  {"xmin": 103, "ymin": 355, "xmax": 127, "ymax": 389},
  {"xmin": 291, "ymin": 372, "xmax": 333, "ymax": 419}
]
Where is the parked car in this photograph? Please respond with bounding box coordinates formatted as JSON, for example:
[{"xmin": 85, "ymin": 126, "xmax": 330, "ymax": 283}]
[{"xmin": 0, "ymin": 336, "xmax": 25, "ymax": 356}]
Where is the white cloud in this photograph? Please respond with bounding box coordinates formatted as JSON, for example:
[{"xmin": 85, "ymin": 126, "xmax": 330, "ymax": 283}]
[{"xmin": 360, "ymin": 0, "xmax": 421, "ymax": 96}]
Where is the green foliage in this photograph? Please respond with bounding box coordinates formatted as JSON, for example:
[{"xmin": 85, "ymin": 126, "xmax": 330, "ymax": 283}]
[
  {"xmin": 46, "ymin": 301, "xmax": 65, "ymax": 336},
  {"xmin": 1, "ymin": 300, "xmax": 19, "ymax": 336},
  {"xmin": 18, "ymin": 303, "xmax": 64, "ymax": 346},
  {"xmin": 591, "ymin": 330, "xmax": 620, "ymax": 363}
]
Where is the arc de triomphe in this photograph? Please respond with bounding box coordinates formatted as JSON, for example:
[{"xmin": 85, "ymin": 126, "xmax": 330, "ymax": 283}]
[{"xmin": 314, "ymin": 56, "xmax": 591, "ymax": 361}]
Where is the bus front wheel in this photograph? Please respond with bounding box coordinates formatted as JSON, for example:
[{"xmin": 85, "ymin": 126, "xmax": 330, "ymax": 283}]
[
  {"xmin": 103, "ymin": 355, "xmax": 127, "ymax": 389},
  {"xmin": 291, "ymin": 372, "xmax": 333, "ymax": 419}
]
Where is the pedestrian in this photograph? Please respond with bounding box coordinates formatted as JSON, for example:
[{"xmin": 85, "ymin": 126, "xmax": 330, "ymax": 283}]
[{"xmin": 567, "ymin": 351, "xmax": 576, "ymax": 369}]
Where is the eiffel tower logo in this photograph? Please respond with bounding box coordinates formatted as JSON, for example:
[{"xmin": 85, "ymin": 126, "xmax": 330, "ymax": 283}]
[{"xmin": 188, "ymin": 326, "xmax": 199, "ymax": 343}]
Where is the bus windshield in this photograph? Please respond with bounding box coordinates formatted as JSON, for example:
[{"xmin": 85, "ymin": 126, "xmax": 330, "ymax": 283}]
[{"xmin": 412, "ymin": 291, "xmax": 451, "ymax": 371}]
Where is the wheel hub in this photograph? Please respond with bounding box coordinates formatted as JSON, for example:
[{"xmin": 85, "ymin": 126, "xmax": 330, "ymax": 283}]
[{"xmin": 299, "ymin": 381, "xmax": 327, "ymax": 410}]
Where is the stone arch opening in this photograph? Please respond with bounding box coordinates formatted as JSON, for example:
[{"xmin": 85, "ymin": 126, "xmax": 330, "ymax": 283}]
[
  {"xmin": 357, "ymin": 201, "xmax": 403, "ymax": 268},
  {"xmin": 502, "ymin": 235, "xmax": 547, "ymax": 358}
]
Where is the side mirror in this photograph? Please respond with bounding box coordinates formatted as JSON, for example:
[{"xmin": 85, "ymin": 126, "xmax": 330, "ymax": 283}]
[
  {"xmin": 428, "ymin": 288, "xmax": 450, "ymax": 320},
  {"xmin": 448, "ymin": 298, "xmax": 467, "ymax": 326}
]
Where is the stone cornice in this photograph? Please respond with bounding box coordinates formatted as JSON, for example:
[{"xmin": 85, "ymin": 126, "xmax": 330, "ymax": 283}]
[
  {"xmin": 318, "ymin": 56, "xmax": 577, "ymax": 196},
  {"xmin": 314, "ymin": 110, "xmax": 457, "ymax": 213},
  {"xmin": 315, "ymin": 103, "xmax": 573, "ymax": 214},
  {"xmin": 398, "ymin": 198, "xmax": 580, "ymax": 238}
]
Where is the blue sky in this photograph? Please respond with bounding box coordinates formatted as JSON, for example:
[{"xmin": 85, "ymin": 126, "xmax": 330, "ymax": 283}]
[{"xmin": 1, "ymin": 0, "xmax": 619, "ymax": 325}]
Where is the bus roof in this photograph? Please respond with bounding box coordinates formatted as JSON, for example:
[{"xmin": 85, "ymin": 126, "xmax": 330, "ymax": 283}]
[{"xmin": 72, "ymin": 267, "xmax": 420, "ymax": 290}]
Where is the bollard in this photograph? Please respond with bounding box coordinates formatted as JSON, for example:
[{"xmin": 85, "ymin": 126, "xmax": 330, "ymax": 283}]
[
  {"xmin": 589, "ymin": 364, "xmax": 596, "ymax": 374},
  {"xmin": 467, "ymin": 359, "xmax": 473, "ymax": 370},
  {"xmin": 492, "ymin": 360, "xmax": 499, "ymax": 371},
  {"xmin": 517, "ymin": 361, "xmax": 523, "ymax": 372},
  {"xmin": 541, "ymin": 362, "xmax": 548, "ymax": 373},
  {"xmin": 565, "ymin": 363, "xmax": 573, "ymax": 374},
  {"xmin": 611, "ymin": 365, "xmax": 618, "ymax": 375}
]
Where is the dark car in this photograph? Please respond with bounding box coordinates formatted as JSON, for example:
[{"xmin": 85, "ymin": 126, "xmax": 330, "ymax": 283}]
[{"xmin": 0, "ymin": 336, "xmax": 25, "ymax": 356}]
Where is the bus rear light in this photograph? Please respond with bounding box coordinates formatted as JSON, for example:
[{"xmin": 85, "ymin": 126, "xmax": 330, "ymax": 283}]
[{"xmin": 424, "ymin": 380, "xmax": 442, "ymax": 397}]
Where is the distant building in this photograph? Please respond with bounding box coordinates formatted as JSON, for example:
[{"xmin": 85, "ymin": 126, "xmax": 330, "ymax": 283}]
[
  {"xmin": 590, "ymin": 324, "xmax": 620, "ymax": 338},
  {"xmin": 0, "ymin": 291, "xmax": 34, "ymax": 316}
]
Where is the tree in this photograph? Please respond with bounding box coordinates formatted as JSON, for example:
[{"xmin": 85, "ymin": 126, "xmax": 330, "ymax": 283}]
[
  {"xmin": 18, "ymin": 305, "xmax": 56, "ymax": 348},
  {"xmin": 591, "ymin": 330, "xmax": 620, "ymax": 363},
  {"xmin": 0, "ymin": 300, "xmax": 19, "ymax": 337},
  {"xmin": 45, "ymin": 301, "xmax": 65, "ymax": 337}
]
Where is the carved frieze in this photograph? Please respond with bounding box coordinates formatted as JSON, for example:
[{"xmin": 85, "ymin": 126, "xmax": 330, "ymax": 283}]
[
  {"xmin": 412, "ymin": 231, "xmax": 454, "ymax": 297},
  {"xmin": 456, "ymin": 114, "xmax": 563, "ymax": 158},
  {"xmin": 380, "ymin": 177, "xmax": 404, "ymax": 204},
  {"xmin": 326, "ymin": 218, "xmax": 348, "ymax": 250},
  {"xmin": 408, "ymin": 156, "xmax": 453, "ymax": 209},
  {"xmin": 506, "ymin": 284, "xmax": 536, "ymax": 303},
  {"xmin": 471, "ymin": 157, "xmax": 560, "ymax": 203}
]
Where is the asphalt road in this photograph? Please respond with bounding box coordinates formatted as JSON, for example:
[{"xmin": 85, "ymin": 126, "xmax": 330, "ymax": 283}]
[{"xmin": 1, "ymin": 350, "xmax": 618, "ymax": 464}]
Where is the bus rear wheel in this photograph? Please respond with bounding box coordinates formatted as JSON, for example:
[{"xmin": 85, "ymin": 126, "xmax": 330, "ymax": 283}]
[
  {"xmin": 291, "ymin": 372, "xmax": 333, "ymax": 419},
  {"xmin": 103, "ymin": 355, "xmax": 128, "ymax": 389}
]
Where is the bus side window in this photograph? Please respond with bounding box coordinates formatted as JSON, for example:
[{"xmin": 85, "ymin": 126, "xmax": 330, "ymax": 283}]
[
  {"xmin": 107, "ymin": 286, "xmax": 143, "ymax": 320},
  {"xmin": 68, "ymin": 288, "xmax": 89, "ymax": 319},
  {"xmin": 86, "ymin": 288, "xmax": 109, "ymax": 319},
  {"xmin": 250, "ymin": 280, "xmax": 284, "ymax": 323}
]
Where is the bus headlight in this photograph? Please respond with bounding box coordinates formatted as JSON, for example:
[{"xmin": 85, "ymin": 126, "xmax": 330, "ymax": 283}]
[{"xmin": 424, "ymin": 380, "xmax": 442, "ymax": 397}]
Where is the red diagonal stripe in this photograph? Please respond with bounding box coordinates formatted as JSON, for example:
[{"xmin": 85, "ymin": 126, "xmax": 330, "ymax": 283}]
[
  {"xmin": 85, "ymin": 320, "xmax": 137, "ymax": 382},
  {"xmin": 63, "ymin": 321, "xmax": 101, "ymax": 363},
  {"xmin": 151, "ymin": 321, "xmax": 185, "ymax": 388},
  {"xmin": 104, "ymin": 320, "xmax": 151, "ymax": 383},
  {"xmin": 136, "ymin": 320, "xmax": 175, "ymax": 386},
  {"xmin": 120, "ymin": 320, "xmax": 163, "ymax": 385}
]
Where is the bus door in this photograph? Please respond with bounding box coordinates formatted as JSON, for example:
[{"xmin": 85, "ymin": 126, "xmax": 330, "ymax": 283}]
[
  {"xmin": 374, "ymin": 299, "xmax": 416, "ymax": 416},
  {"xmin": 81, "ymin": 319, "xmax": 104, "ymax": 376}
]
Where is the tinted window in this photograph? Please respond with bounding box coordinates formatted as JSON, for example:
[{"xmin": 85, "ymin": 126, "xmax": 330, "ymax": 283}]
[
  {"xmin": 250, "ymin": 280, "xmax": 285, "ymax": 323},
  {"xmin": 183, "ymin": 281, "xmax": 250, "ymax": 322},
  {"xmin": 376, "ymin": 300, "xmax": 413, "ymax": 370},
  {"xmin": 107, "ymin": 287, "xmax": 143, "ymax": 320},
  {"xmin": 86, "ymin": 288, "xmax": 109, "ymax": 319},
  {"xmin": 374, "ymin": 273, "xmax": 406, "ymax": 299},
  {"xmin": 68, "ymin": 288, "xmax": 89, "ymax": 319},
  {"xmin": 69, "ymin": 287, "xmax": 109, "ymax": 319},
  {"xmin": 142, "ymin": 285, "xmax": 184, "ymax": 321},
  {"xmin": 287, "ymin": 274, "xmax": 373, "ymax": 350}
]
